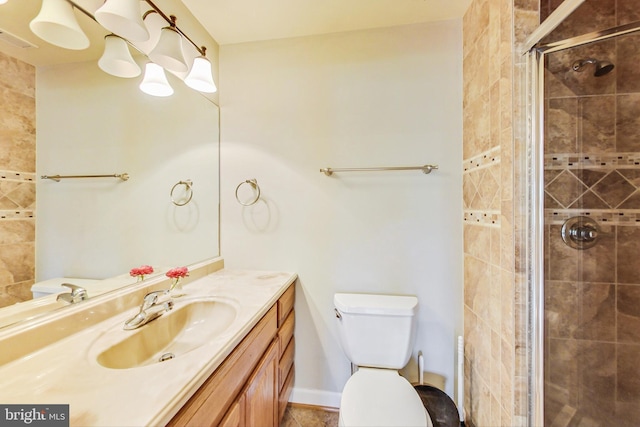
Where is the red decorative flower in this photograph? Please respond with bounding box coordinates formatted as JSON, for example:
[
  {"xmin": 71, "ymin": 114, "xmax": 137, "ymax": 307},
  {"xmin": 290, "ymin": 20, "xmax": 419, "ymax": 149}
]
[
  {"xmin": 166, "ymin": 266, "xmax": 189, "ymax": 279},
  {"xmin": 130, "ymin": 265, "xmax": 154, "ymax": 278}
]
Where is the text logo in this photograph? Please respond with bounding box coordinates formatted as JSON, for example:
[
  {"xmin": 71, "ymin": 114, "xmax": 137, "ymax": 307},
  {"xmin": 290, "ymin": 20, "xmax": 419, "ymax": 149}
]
[{"xmin": 0, "ymin": 405, "xmax": 69, "ymax": 427}]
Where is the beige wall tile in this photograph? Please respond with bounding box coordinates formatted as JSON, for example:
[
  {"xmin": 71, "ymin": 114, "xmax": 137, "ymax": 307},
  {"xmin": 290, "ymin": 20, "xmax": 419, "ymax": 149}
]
[
  {"xmin": 618, "ymin": 286, "xmax": 640, "ymax": 343},
  {"xmin": 617, "ymin": 343, "xmax": 640, "ymax": 404},
  {"xmin": 618, "ymin": 0, "xmax": 640, "ymax": 24},
  {"xmin": 0, "ymin": 54, "xmax": 35, "ymax": 307},
  {"xmin": 0, "ymin": 52, "xmax": 35, "ymax": 98}
]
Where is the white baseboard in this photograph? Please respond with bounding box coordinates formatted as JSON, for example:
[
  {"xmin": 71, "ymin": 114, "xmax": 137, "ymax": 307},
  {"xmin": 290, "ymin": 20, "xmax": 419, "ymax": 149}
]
[{"xmin": 289, "ymin": 387, "xmax": 341, "ymax": 409}]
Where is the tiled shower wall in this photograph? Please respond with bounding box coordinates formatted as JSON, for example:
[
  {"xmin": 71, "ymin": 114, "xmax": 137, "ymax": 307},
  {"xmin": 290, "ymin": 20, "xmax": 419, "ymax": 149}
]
[
  {"xmin": 462, "ymin": 0, "xmax": 539, "ymax": 425},
  {"xmin": 0, "ymin": 51, "xmax": 36, "ymax": 308},
  {"xmin": 542, "ymin": 1, "xmax": 640, "ymax": 425}
]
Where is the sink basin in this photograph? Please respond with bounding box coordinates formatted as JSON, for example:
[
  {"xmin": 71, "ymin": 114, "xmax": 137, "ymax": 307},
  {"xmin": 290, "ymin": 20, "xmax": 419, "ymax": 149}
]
[{"xmin": 93, "ymin": 298, "xmax": 238, "ymax": 369}]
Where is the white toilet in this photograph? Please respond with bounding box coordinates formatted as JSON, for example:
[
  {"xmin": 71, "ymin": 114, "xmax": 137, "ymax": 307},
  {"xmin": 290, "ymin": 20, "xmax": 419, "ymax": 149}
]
[
  {"xmin": 31, "ymin": 277, "xmax": 100, "ymax": 299},
  {"xmin": 334, "ymin": 293, "xmax": 433, "ymax": 427}
]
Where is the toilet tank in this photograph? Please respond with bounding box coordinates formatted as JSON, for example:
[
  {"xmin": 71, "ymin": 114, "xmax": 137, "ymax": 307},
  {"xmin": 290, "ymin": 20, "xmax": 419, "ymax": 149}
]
[{"xmin": 334, "ymin": 293, "xmax": 418, "ymax": 369}]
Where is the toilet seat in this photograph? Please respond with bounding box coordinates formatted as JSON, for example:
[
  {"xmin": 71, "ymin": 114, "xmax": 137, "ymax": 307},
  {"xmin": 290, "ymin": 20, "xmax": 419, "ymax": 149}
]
[{"xmin": 339, "ymin": 368, "xmax": 432, "ymax": 427}]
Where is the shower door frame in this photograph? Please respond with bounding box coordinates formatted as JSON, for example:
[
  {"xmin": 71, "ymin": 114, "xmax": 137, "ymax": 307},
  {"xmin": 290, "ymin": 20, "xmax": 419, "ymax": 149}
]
[{"xmin": 524, "ymin": 7, "xmax": 640, "ymax": 427}]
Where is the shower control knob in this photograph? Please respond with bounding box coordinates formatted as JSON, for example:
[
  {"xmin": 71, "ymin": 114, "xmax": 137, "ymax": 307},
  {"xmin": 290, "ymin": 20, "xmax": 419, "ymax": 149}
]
[
  {"xmin": 569, "ymin": 225, "xmax": 597, "ymax": 242},
  {"xmin": 561, "ymin": 216, "xmax": 600, "ymax": 250}
]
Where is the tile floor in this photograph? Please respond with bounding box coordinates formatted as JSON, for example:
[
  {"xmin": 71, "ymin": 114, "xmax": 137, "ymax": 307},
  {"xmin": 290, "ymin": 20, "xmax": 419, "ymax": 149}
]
[{"xmin": 280, "ymin": 404, "xmax": 339, "ymax": 427}]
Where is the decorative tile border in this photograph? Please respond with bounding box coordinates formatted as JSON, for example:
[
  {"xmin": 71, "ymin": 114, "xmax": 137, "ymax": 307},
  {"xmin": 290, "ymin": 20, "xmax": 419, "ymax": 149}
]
[
  {"xmin": 545, "ymin": 153, "xmax": 640, "ymax": 170},
  {"xmin": 545, "ymin": 209, "xmax": 640, "ymax": 226},
  {"xmin": 0, "ymin": 171, "xmax": 36, "ymax": 221},
  {"xmin": 464, "ymin": 210, "xmax": 501, "ymax": 227},
  {"xmin": 0, "ymin": 170, "xmax": 36, "ymax": 183},
  {"xmin": 0, "ymin": 210, "xmax": 35, "ymax": 220},
  {"xmin": 463, "ymin": 146, "xmax": 501, "ymax": 173}
]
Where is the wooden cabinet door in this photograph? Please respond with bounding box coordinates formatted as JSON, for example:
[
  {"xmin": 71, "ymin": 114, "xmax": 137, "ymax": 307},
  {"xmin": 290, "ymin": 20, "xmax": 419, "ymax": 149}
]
[
  {"xmin": 219, "ymin": 395, "xmax": 245, "ymax": 427},
  {"xmin": 245, "ymin": 340, "xmax": 279, "ymax": 427}
]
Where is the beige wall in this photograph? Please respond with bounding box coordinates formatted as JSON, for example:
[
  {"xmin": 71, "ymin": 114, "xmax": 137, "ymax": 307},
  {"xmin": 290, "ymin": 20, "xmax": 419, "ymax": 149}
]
[
  {"xmin": 0, "ymin": 51, "xmax": 36, "ymax": 308},
  {"xmin": 220, "ymin": 21, "xmax": 463, "ymax": 407},
  {"xmin": 462, "ymin": 0, "xmax": 538, "ymax": 425}
]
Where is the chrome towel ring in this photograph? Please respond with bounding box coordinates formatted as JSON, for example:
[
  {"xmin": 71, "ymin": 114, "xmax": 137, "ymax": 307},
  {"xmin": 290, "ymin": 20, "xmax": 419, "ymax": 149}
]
[
  {"xmin": 235, "ymin": 179, "xmax": 261, "ymax": 206},
  {"xmin": 170, "ymin": 179, "xmax": 193, "ymax": 206}
]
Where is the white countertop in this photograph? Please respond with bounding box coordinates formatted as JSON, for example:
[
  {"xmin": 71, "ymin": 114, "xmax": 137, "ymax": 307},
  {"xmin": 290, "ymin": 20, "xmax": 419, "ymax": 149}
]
[{"xmin": 0, "ymin": 269, "xmax": 297, "ymax": 427}]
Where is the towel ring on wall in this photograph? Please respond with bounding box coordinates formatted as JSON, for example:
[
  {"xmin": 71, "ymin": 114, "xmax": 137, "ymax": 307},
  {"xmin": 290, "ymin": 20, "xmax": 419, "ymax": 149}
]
[
  {"xmin": 171, "ymin": 179, "xmax": 193, "ymax": 206},
  {"xmin": 235, "ymin": 179, "xmax": 261, "ymax": 206}
]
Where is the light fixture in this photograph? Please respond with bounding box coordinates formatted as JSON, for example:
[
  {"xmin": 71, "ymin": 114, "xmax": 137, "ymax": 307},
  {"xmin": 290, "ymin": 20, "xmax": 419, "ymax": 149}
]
[
  {"xmin": 29, "ymin": 0, "xmax": 90, "ymax": 50},
  {"xmin": 148, "ymin": 16, "xmax": 187, "ymax": 73},
  {"xmin": 139, "ymin": 62, "xmax": 173, "ymax": 97},
  {"xmin": 135, "ymin": 9, "xmax": 165, "ymax": 55},
  {"xmin": 95, "ymin": 0, "xmax": 149, "ymax": 42},
  {"xmin": 32, "ymin": 0, "xmax": 217, "ymax": 96},
  {"xmin": 185, "ymin": 47, "xmax": 217, "ymax": 93},
  {"xmin": 0, "ymin": 0, "xmax": 9, "ymax": 5},
  {"xmin": 98, "ymin": 34, "xmax": 141, "ymax": 78}
]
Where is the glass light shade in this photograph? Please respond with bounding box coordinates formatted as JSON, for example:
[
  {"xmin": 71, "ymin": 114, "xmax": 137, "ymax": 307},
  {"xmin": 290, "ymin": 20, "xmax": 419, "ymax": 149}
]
[
  {"xmin": 29, "ymin": 0, "xmax": 89, "ymax": 50},
  {"xmin": 139, "ymin": 62, "xmax": 173, "ymax": 97},
  {"xmin": 185, "ymin": 56, "xmax": 217, "ymax": 93},
  {"xmin": 135, "ymin": 10, "xmax": 165, "ymax": 55},
  {"xmin": 98, "ymin": 35, "xmax": 141, "ymax": 78},
  {"xmin": 177, "ymin": 38, "xmax": 199, "ymax": 78},
  {"xmin": 95, "ymin": 0, "xmax": 149, "ymax": 42},
  {"xmin": 0, "ymin": 0, "xmax": 8, "ymax": 5},
  {"xmin": 148, "ymin": 26, "xmax": 187, "ymax": 73}
]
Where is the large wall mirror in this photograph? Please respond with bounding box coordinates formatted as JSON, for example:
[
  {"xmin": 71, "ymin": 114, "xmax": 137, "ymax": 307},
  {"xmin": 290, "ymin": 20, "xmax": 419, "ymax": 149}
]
[{"xmin": 0, "ymin": 0, "xmax": 220, "ymax": 328}]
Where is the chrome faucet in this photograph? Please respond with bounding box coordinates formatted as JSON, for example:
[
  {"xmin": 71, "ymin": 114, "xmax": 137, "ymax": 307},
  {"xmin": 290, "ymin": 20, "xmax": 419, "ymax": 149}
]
[
  {"xmin": 123, "ymin": 289, "xmax": 174, "ymax": 330},
  {"xmin": 56, "ymin": 283, "xmax": 88, "ymax": 304}
]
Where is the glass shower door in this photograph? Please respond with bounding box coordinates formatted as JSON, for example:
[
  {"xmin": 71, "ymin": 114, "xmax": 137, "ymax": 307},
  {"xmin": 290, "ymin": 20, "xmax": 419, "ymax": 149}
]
[{"xmin": 543, "ymin": 29, "xmax": 640, "ymax": 427}]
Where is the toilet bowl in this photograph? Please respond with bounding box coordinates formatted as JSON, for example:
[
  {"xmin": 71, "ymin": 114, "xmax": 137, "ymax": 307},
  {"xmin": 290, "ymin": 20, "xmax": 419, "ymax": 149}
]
[
  {"xmin": 334, "ymin": 293, "xmax": 431, "ymax": 427},
  {"xmin": 339, "ymin": 367, "xmax": 432, "ymax": 427}
]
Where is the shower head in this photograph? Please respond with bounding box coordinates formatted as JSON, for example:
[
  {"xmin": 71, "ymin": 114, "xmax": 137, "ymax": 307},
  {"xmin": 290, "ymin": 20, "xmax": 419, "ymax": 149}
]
[
  {"xmin": 594, "ymin": 60, "xmax": 615, "ymax": 76},
  {"xmin": 572, "ymin": 58, "xmax": 615, "ymax": 77}
]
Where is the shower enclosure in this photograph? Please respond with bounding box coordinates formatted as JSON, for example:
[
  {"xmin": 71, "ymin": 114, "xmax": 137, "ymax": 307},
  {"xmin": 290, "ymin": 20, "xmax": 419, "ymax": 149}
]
[{"xmin": 527, "ymin": 1, "xmax": 640, "ymax": 426}]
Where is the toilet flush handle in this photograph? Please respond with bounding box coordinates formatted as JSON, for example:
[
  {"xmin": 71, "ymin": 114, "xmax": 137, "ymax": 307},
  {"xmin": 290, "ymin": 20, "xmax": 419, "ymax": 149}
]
[{"xmin": 334, "ymin": 308, "xmax": 342, "ymax": 320}]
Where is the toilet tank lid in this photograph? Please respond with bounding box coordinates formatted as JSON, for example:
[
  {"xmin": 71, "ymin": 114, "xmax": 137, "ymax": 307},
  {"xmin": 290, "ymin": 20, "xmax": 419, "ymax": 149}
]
[
  {"xmin": 31, "ymin": 277, "xmax": 100, "ymax": 292},
  {"xmin": 334, "ymin": 293, "xmax": 418, "ymax": 316}
]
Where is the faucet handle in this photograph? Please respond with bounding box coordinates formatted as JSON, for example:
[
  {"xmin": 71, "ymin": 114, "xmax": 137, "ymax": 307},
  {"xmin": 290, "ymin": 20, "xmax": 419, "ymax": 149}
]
[
  {"xmin": 142, "ymin": 289, "xmax": 169, "ymax": 309},
  {"xmin": 61, "ymin": 283, "xmax": 88, "ymax": 301}
]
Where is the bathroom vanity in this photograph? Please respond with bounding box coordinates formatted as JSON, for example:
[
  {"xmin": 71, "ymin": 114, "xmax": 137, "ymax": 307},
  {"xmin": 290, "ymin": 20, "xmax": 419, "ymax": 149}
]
[
  {"xmin": 0, "ymin": 259, "xmax": 296, "ymax": 427},
  {"xmin": 168, "ymin": 282, "xmax": 295, "ymax": 426}
]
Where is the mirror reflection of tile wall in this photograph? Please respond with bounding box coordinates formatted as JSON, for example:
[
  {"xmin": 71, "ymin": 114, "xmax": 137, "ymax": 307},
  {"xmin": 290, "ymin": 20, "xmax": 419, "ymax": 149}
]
[
  {"xmin": 0, "ymin": 51, "xmax": 35, "ymax": 308},
  {"xmin": 542, "ymin": 1, "xmax": 640, "ymax": 425}
]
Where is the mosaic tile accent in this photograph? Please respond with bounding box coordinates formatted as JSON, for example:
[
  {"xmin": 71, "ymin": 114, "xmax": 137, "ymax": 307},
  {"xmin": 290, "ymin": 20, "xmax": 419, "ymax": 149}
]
[
  {"xmin": 464, "ymin": 210, "xmax": 501, "ymax": 227},
  {"xmin": 545, "ymin": 209, "xmax": 640, "ymax": 226},
  {"xmin": 545, "ymin": 153, "xmax": 640, "ymax": 169},
  {"xmin": 0, "ymin": 210, "xmax": 34, "ymax": 220},
  {"xmin": 463, "ymin": 146, "xmax": 501, "ymax": 172},
  {"xmin": 0, "ymin": 170, "xmax": 35, "ymax": 182}
]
